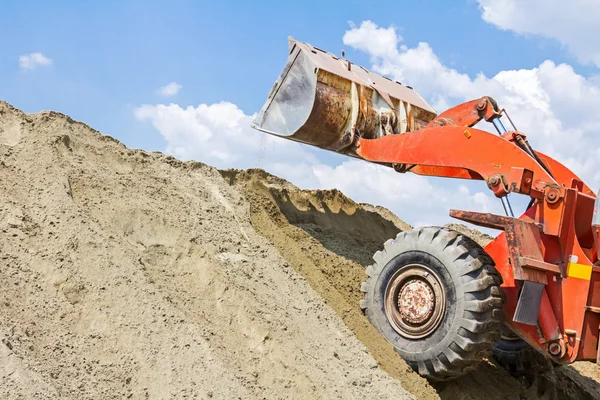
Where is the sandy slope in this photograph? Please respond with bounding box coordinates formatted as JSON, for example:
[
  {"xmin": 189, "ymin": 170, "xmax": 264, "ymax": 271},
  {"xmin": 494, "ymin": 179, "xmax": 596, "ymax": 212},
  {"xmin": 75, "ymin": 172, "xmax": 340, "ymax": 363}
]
[
  {"xmin": 0, "ymin": 101, "xmax": 420, "ymax": 399},
  {"xmin": 1, "ymin": 99, "xmax": 598, "ymax": 400},
  {"xmin": 222, "ymin": 168, "xmax": 600, "ymax": 400}
]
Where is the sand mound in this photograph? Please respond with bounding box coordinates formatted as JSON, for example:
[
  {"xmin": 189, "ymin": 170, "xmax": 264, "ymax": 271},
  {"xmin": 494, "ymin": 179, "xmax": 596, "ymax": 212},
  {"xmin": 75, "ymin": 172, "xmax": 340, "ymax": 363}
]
[
  {"xmin": 1, "ymin": 100, "xmax": 598, "ymax": 400},
  {"xmin": 0, "ymin": 101, "xmax": 419, "ymax": 399},
  {"xmin": 222, "ymin": 168, "xmax": 600, "ymax": 400}
]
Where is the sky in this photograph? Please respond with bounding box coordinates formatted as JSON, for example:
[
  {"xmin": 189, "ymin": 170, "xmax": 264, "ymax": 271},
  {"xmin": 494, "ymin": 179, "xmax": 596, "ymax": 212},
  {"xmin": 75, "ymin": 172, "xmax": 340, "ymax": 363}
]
[{"xmin": 2, "ymin": 0, "xmax": 600, "ymax": 230}]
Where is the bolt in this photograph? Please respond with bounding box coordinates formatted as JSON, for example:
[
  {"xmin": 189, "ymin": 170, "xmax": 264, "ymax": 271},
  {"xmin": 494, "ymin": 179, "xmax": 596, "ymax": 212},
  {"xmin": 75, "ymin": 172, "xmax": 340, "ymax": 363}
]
[
  {"xmin": 477, "ymin": 98, "xmax": 487, "ymax": 111},
  {"xmin": 489, "ymin": 176, "xmax": 499, "ymax": 186},
  {"xmin": 524, "ymin": 178, "xmax": 532, "ymax": 185},
  {"xmin": 546, "ymin": 190, "xmax": 560, "ymax": 203},
  {"xmin": 548, "ymin": 342, "xmax": 562, "ymax": 357}
]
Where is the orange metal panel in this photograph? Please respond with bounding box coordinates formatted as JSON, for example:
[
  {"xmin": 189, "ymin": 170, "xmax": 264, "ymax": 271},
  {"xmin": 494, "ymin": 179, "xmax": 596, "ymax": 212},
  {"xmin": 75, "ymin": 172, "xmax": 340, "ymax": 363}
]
[{"xmin": 356, "ymin": 125, "xmax": 556, "ymax": 188}]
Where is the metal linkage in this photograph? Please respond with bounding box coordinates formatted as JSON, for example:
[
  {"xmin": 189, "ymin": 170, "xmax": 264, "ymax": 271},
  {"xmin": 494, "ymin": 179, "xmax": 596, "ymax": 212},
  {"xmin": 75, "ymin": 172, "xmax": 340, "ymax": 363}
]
[{"xmin": 491, "ymin": 115, "xmax": 515, "ymax": 217}]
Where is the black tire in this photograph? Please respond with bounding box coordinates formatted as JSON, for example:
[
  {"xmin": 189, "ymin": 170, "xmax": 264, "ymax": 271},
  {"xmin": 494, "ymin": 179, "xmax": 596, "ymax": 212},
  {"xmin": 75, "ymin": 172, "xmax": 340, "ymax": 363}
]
[
  {"xmin": 492, "ymin": 336, "xmax": 554, "ymax": 377},
  {"xmin": 360, "ymin": 226, "xmax": 505, "ymax": 381}
]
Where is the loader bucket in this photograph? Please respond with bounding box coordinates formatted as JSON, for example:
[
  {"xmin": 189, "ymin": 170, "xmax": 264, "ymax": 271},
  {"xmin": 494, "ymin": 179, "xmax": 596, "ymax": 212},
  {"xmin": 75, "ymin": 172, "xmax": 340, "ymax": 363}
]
[{"xmin": 252, "ymin": 37, "xmax": 438, "ymax": 152}]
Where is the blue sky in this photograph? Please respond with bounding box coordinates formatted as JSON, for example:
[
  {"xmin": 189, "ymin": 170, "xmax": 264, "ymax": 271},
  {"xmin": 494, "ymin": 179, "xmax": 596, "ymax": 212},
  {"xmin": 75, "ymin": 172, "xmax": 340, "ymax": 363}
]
[
  {"xmin": 2, "ymin": 0, "xmax": 599, "ymax": 228},
  {"xmin": 0, "ymin": 0, "xmax": 582, "ymax": 148}
]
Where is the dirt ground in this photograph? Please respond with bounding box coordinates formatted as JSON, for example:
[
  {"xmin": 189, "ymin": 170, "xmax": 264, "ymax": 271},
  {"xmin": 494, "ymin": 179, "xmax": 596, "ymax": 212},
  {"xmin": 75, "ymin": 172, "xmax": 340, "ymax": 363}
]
[{"xmin": 0, "ymin": 99, "xmax": 599, "ymax": 399}]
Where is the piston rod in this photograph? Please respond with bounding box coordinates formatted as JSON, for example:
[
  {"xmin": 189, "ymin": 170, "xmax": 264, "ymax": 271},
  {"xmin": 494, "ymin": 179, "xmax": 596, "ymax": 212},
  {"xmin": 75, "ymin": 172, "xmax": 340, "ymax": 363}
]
[{"xmin": 491, "ymin": 117, "xmax": 514, "ymax": 217}]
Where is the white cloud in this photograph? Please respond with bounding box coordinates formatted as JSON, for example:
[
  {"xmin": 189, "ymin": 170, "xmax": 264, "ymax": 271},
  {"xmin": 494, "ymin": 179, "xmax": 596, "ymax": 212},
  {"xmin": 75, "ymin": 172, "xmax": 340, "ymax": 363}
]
[
  {"xmin": 343, "ymin": 21, "xmax": 600, "ymax": 190},
  {"xmin": 134, "ymin": 18, "xmax": 600, "ymax": 230},
  {"xmin": 157, "ymin": 82, "xmax": 183, "ymax": 96},
  {"xmin": 134, "ymin": 100, "xmax": 503, "ymax": 228},
  {"xmin": 19, "ymin": 53, "xmax": 52, "ymax": 70},
  {"xmin": 312, "ymin": 160, "xmax": 502, "ymax": 227},
  {"xmin": 134, "ymin": 101, "xmax": 320, "ymax": 175},
  {"xmin": 477, "ymin": 0, "xmax": 600, "ymax": 68}
]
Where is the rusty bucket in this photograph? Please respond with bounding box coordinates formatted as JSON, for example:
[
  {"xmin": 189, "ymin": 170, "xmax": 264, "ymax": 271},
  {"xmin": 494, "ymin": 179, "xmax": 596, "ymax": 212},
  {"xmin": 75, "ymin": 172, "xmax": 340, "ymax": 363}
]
[{"xmin": 252, "ymin": 37, "xmax": 438, "ymax": 152}]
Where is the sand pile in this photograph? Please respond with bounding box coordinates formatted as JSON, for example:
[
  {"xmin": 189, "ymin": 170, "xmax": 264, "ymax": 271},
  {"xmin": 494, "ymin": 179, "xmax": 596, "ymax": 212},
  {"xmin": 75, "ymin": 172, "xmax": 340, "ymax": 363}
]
[{"xmin": 0, "ymin": 101, "xmax": 425, "ymax": 399}]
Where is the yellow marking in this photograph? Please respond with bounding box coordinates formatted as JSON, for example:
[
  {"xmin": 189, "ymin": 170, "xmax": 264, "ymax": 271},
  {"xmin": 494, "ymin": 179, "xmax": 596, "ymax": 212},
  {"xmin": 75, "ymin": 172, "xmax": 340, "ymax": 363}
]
[
  {"xmin": 464, "ymin": 130, "xmax": 472, "ymax": 139},
  {"xmin": 566, "ymin": 262, "xmax": 592, "ymax": 280}
]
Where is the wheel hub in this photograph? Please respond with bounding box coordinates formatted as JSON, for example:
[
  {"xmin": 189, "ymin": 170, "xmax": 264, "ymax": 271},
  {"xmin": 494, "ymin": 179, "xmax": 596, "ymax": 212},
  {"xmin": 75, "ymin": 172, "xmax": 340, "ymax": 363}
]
[
  {"xmin": 384, "ymin": 264, "xmax": 446, "ymax": 339},
  {"xmin": 398, "ymin": 279, "xmax": 435, "ymax": 324}
]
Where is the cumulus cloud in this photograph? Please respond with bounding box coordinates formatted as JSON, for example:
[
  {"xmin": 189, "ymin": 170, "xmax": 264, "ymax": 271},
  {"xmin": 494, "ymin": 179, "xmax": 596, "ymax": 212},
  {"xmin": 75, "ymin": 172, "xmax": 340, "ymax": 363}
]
[
  {"xmin": 134, "ymin": 99, "xmax": 503, "ymax": 227},
  {"xmin": 19, "ymin": 53, "xmax": 52, "ymax": 70},
  {"xmin": 343, "ymin": 21, "xmax": 600, "ymax": 188},
  {"xmin": 477, "ymin": 0, "xmax": 600, "ymax": 68},
  {"xmin": 134, "ymin": 101, "xmax": 320, "ymax": 177},
  {"xmin": 157, "ymin": 82, "xmax": 183, "ymax": 96},
  {"xmin": 312, "ymin": 160, "xmax": 500, "ymax": 228},
  {"xmin": 135, "ymin": 18, "xmax": 600, "ymax": 229}
]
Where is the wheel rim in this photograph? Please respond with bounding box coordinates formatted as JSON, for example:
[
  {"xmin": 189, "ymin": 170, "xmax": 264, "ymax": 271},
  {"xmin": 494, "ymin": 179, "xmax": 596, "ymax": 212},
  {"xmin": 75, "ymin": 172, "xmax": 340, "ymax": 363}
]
[{"xmin": 384, "ymin": 263, "xmax": 446, "ymax": 339}]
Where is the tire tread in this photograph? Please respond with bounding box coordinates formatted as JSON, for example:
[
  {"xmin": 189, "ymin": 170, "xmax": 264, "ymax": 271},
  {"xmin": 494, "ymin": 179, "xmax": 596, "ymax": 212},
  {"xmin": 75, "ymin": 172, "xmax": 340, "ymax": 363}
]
[{"xmin": 361, "ymin": 226, "xmax": 505, "ymax": 381}]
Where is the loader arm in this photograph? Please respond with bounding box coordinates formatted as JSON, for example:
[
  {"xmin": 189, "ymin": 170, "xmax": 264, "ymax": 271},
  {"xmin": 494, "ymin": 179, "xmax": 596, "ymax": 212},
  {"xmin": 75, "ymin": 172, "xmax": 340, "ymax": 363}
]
[{"xmin": 355, "ymin": 124, "xmax": 554, "ymax": 191}]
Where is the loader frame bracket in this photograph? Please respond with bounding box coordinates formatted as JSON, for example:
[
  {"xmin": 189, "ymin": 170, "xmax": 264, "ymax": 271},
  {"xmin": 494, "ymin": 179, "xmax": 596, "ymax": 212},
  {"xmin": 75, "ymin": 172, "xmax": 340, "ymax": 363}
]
[{"xmin": 449, "ymin": 210, "xmax": 558, "ymax": 284}]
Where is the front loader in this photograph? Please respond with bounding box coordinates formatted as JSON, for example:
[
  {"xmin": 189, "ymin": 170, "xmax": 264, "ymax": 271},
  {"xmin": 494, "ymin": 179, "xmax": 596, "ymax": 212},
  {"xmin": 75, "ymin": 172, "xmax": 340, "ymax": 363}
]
[{"xmin": 252, "ymin": 37, "xmax": 600, "ymax": 381}]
